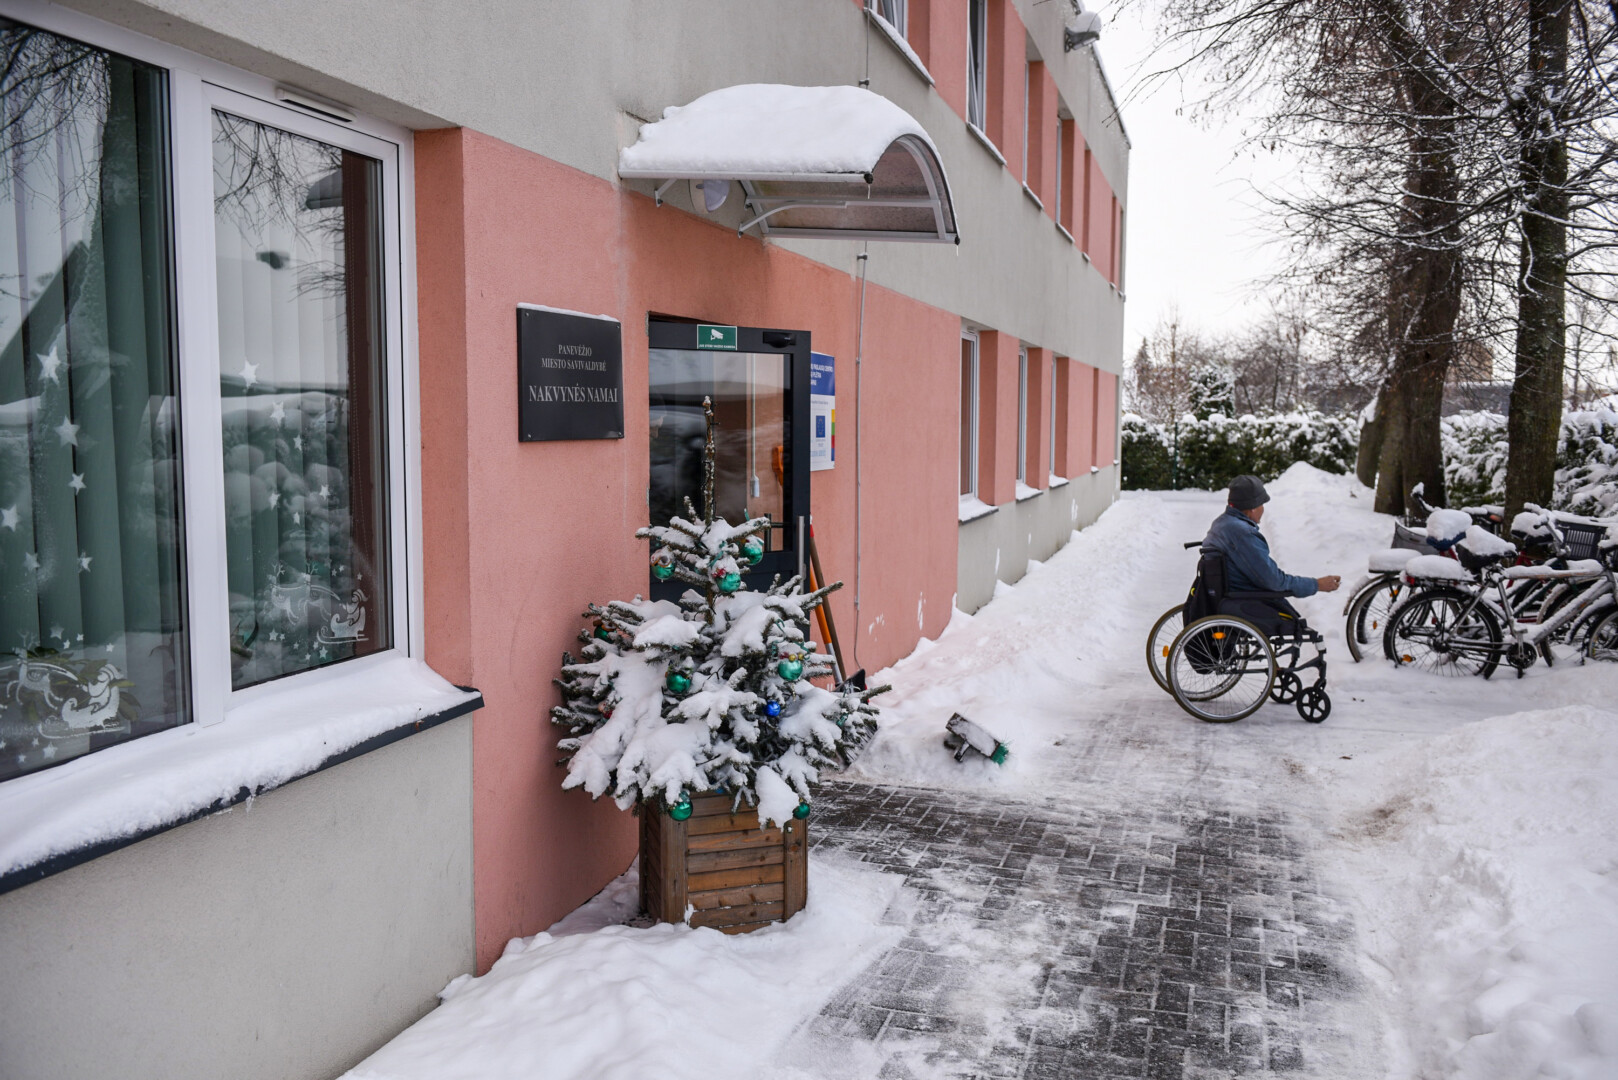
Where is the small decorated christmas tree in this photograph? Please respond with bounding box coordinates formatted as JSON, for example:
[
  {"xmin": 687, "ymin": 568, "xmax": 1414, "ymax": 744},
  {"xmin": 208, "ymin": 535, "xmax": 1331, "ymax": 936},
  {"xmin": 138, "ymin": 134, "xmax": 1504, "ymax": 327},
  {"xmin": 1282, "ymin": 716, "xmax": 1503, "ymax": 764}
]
[{"xmin": 552, "ymin": 400, "xmax": 882, "ymax": 828}]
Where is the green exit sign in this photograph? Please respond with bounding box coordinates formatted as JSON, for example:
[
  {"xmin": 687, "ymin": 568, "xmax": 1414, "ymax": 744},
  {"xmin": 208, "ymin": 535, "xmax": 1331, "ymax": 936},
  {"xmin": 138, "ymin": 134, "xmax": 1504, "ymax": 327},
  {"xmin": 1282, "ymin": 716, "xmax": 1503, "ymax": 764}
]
[{"xmin": 696, "ymin": 324, "xmax": 737, "ymax": 350}]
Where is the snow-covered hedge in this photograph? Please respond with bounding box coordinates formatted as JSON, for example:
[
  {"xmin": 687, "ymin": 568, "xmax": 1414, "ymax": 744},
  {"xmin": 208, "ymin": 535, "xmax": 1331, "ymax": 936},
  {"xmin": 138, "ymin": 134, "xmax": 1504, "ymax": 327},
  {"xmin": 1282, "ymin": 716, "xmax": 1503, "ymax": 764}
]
[
  {"xmin": 1443, "ymin": 398, "xmax": 1618, "ymax": 515},
  {"xmin": 1121, "ymin": 411, "xmax": 1360, "ymax": 490}
]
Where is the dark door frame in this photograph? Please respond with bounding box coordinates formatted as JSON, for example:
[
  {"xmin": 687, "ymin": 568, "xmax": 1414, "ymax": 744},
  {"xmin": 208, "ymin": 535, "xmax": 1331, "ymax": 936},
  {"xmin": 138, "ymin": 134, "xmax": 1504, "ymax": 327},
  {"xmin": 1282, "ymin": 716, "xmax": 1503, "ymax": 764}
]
[{"xmin": 646, "ymin": 318, "xmax": 811, "ymax": 597}]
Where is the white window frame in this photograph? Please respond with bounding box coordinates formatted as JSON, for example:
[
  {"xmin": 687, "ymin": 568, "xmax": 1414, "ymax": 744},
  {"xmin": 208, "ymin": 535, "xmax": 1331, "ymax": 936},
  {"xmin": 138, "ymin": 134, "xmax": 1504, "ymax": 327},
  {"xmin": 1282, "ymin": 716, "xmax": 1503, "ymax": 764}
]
[
  {"xmin": 1049, "ymin": 356, "xmax": 1058, "ymax": 475},
  {"xmin": 960, "ymin": 330, "xmax": 979, "ymax": 498},
  {"xmin": 868, "ymin": 0, "xmax": 907, "ymax": 37},
  {"xmin": 1016, "ymin": 347, "xmax": 1028, "ymax": 483},
  {"xmin": 966, "ymin": 0, "xmax": 987, "ymax": 131},
  {"xmin": 3, "ymin": 0, "xmax": 422, "ymax": 729}
]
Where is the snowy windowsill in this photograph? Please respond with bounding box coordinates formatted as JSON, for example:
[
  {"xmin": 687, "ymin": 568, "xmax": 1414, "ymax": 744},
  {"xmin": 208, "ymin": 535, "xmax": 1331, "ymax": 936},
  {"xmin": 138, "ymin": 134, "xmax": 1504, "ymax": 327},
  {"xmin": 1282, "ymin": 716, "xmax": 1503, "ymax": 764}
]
[
  {"xmin": 1049, "ymin": 474, "xmax": 1070, "ymax": 489},
  {"xmin": 965, "ymin": 122, "xmax": 1006, "ymax": 166},
  {"xmin": 1015, "ymin": 481, "xmax": 1042, "ymax": 502},
  {"xmin": 863, "ymin": 8, "xmax": 934, "ymax": 86},
  {"xmin": 958, "ymin": 494, "xmax": 997, "ymax": 523},
  {"xmin": 1021, "ymin": 183, "xmax": 1043, "ymax": 210},
  {"xmin": 1081, "ymin": 250, "xmax": 1091, "ymax": 263},
  {"xmin": 0, "ymin": 655, "xmax": 482, "ymax": 892},
  {"xmin": 1091, "ymin": 465, "xmax": 1100, "ymax": 474},
  {"xmin": 1056, "ymin": 222, "xmax": 1075, "ymax": 244}
]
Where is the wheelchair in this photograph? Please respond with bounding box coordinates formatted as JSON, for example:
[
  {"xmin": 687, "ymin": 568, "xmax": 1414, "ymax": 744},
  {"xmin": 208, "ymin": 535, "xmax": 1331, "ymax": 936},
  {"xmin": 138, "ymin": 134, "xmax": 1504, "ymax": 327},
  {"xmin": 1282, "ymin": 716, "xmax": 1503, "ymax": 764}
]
[{"xmin": 1148, "ymin": 544, "xmax": 1332, "ymax": 724}]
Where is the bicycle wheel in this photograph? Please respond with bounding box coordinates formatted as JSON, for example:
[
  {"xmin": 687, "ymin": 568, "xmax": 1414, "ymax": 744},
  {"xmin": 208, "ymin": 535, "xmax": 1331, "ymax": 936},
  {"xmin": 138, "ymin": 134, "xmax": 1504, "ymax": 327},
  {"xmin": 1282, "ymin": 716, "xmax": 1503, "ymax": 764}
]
[
  {"xmin": 1146, "ymin": 606, "xmax": 1184, "ymax": 693},
  {"xmin": 1385, "ymin": 586, "xmax": 1502, "ymax": 678},
  {"xmin": 1537, "ymin": 580, "xmax": 1599, "ymax": 667},
  {"xmin": 1345, "ymin": 574, "xmax": 1403, "ymax": 663},
  {"xmin": 1586, "ymin": 607, "xmax": 1618, "ymax": 663},
  {"xmin": 1167, "ymin": 616, "xmax": 1275, "ymax": 723}
]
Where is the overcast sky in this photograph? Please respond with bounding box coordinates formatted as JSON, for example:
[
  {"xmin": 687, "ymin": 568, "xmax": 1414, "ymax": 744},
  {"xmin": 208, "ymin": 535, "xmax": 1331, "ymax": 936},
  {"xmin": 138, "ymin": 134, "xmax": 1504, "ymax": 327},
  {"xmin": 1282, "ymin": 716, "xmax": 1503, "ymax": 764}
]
[{"xmin": 1090, "ymin": 1, "xmax": 1300, "ymax": 355}]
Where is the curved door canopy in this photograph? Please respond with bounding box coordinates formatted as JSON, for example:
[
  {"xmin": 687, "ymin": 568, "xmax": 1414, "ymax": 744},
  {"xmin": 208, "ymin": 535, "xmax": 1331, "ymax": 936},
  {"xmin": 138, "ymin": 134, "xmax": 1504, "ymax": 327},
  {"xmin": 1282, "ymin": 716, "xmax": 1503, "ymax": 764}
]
[{"xmin": 618, "ymin": 84, "xmax": 959, "ymax": 244}]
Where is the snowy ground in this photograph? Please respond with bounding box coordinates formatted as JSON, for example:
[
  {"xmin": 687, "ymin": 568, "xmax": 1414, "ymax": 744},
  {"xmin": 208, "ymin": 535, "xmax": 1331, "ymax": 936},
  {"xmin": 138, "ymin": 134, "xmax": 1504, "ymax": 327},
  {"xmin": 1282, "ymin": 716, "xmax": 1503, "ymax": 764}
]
[{"xmin": 343, "ymin": 466, "xmax": 1618, "ymax": 1080}]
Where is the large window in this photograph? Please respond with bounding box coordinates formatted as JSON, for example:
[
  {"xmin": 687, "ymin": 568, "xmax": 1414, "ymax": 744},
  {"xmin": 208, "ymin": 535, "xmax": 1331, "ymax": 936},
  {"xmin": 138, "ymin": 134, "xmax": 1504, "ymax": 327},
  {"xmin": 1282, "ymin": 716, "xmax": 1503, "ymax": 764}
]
[
  {"xmin": 966, "ymin": 0, "xmax": 987, "ymax": 131},
  {"xmin": 959, "ymin": 331, "xmax": 978, "ymax": 498},
  {"xmin": 0, "ymin": 15, "xmax": 407, "ymax": 780},
  {"xmin": 869, "ymin": 0, "xmax": 907, "ymax": 36},
  {"xmin": 0, "ymin": 22, "xmax": 185, "ymax": 781}
]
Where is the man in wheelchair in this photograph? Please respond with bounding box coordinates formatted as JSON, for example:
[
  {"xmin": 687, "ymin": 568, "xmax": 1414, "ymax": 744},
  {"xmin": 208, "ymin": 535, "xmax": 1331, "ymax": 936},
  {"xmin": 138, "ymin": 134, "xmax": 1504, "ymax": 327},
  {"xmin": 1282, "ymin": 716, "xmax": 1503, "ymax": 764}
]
[
  {"xmin": 1201, "ymin": 475, "xmax": 1340, "ymax": 634},
  {"xmin": 1160, "ymin": 475, "xmax": 1342, "ymax": 723}
]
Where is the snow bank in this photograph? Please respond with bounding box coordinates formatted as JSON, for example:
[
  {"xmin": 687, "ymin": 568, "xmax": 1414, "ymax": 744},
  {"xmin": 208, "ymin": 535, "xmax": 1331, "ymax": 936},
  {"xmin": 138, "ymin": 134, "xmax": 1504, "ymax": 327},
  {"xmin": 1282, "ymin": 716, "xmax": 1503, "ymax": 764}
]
[
  {"xmin": 1330, "ymin": 705, "xmax": 1618, "ymax": 1080},
  {"xmin": 342, "ymin": 856, "xmax": 904, "ymax": 1080}
]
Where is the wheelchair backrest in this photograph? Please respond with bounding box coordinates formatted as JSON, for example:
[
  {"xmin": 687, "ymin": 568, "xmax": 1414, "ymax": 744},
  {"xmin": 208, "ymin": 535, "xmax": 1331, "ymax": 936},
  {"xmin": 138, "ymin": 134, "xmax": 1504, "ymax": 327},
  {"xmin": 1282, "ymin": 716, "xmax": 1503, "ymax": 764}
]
[{"xmin": 1184, "ymin": 549, "xmax": 1227, "ymax": 623}]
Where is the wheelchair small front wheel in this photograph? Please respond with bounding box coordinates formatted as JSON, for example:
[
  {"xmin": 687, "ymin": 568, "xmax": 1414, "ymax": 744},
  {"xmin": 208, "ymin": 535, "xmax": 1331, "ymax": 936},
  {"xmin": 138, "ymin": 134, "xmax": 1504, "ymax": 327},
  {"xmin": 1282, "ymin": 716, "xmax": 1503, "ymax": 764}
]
[
  {"xmin": 1167, "ymin": 616, "xmax": 1275, "ymax": 723},
  {"xmin": 1269, "ymin": 671, "xmax": 1302, "ymax": 704},
  {"xmin": 1296, "ymin": 687, "xmax": 1331, "ymax": 723}
]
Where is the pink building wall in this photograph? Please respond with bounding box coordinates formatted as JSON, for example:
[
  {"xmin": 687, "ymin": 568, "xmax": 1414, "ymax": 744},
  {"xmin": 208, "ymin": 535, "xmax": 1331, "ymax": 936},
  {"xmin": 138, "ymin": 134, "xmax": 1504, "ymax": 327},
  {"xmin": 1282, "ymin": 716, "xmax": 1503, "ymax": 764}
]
[
  {"xmin": 416, "ymin": 128, "xmax": 960, "ymax": 971},
  {"xmin": 1096, "ymin": 369, "xmax": 1119, "ymax": 464},
  {"xmin": 1067, "ymin": 360, "xmax": 1097, "ymax": 477},
  {"xmin": 1025, "ymin": 346, "xmax": 1051, "ymax": 489}
]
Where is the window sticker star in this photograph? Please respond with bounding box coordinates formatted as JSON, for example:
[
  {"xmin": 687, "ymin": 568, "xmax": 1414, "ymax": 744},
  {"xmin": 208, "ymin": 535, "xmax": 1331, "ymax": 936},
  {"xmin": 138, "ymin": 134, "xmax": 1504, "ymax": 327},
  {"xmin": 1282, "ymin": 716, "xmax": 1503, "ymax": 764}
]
[
  {"xmin": 293, "ymin": 434, "xmax": 303, "ymax": 451},
  {"xmin": 69, "ymin": 473, "xmax": 86, "ymax": 494},
  {"xmin": 0, "ymin": 504, "xmax": 18, "ymax": 530},
  {"xmin": 42, "ymin": 744, "xmax": 57, "ymax": 760},
  {"xmin": 318, "ymin": 484, "xmax": 330, "ymax": 500},
  {"xmin": 270, "ymin": 400, "xmax": 286, "ymax": 425},
  {"xmin": 49, "ymin": 624, "xmax": 63, "ymax": 640},
  {"xmin": 240, "ymin": 361, "xmax": 259, "ymax": 388},
  {"xmin": 55, "ymin": 417, "xmax": 80, "ymax": 446},
  {"xmin": 37, "ymin": 346, "xmax": 62, "ymax": 384},
  {"xmin": 23, "ymin": 551, "xmax": 39, "ymax": 572},
  {"xmin": 77, "ymin": 552, "xmax": 92, "ymax": 572},
  {"xmin": 268, "ymin": 490, "xmax": 280, "ymax": 508}
]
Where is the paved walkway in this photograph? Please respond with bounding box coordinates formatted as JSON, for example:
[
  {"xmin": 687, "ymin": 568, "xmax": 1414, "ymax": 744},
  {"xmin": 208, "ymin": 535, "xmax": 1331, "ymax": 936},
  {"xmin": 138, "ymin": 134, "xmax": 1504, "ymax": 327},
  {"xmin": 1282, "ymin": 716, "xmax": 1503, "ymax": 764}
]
[
  {"xmin": 773, "ymin": 491, "xmax": 1386, "ymax": 1079},
  {"xmin": 794, "ymin": 783, "xmax": 1361, "ymax": 1079}
]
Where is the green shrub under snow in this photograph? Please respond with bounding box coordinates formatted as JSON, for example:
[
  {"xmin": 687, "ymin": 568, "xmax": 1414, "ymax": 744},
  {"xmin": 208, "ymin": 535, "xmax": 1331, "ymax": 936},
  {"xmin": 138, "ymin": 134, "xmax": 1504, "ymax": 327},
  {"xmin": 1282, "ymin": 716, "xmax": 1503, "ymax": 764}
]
[
  {"xmin": 1443, "ymin": 399, "xmax": 1618, "ymax": 515},
  {"xmin": 1121, "ymin": 411, "xmax": 1360, "ymax": 491}
]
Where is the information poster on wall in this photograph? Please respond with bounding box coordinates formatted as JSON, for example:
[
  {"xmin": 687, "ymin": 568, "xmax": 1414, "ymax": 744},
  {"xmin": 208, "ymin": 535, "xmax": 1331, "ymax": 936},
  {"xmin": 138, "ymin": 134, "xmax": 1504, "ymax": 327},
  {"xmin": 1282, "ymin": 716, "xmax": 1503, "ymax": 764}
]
[{"xmin": 809, "ymin": 352, "xmax": 835, "ymax": 471}]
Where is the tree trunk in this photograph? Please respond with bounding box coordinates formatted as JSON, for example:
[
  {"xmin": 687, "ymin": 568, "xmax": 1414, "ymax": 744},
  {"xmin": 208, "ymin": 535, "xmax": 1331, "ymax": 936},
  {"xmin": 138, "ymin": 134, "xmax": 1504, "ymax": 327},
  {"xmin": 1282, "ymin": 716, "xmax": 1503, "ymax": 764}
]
[
  {"xmin": 1356, "ymin": 389, "xmax": 1386, "ymax": 488},
  {"xmin": 1504, "ymin": 0, "xmax": 1570, "ymax": 519}
]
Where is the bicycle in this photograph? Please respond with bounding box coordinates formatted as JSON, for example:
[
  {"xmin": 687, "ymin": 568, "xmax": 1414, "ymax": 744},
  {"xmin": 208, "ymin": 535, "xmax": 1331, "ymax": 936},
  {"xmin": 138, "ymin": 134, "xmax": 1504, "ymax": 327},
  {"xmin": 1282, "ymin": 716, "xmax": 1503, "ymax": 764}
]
[{"xmin": 1385, "ymin": 519, "xmax": 1618, "ymax": 678}]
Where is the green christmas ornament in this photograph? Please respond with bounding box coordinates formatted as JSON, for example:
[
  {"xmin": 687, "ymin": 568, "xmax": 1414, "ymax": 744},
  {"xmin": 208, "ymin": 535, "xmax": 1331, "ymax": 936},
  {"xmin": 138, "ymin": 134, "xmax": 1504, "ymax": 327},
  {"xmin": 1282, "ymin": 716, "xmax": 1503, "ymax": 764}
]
[
  {"xmin": 666, "ymin": 670, "xmax": 692, "ymax": 694},
  {"xmin": 717, "ymin": 571, "xmax": 742, "ymax": 593},
  {"xmin": 593, "ymin": 623, "xmax": 613, "ymax": 641},
  {"xmin": 651, "ymin": 553, "xmax": 674, "ymax": 581},
  {"xmin": 741, "ymin": 536, "xmax": 765, "ymax": 565},
  {"xmin": 669, "ymin": 796, "xmax": 693, "ymax": 821},
  {"xmin": 793, "ymin": 800, "xmax": 811, "ymax": 820},
  {"xmin": 777, "ymin": 657, "xmax": 804, "ymax": 681},
  {"xmin": 991, "ymin": 744, "xmax": 1009, "ymax": 765}
]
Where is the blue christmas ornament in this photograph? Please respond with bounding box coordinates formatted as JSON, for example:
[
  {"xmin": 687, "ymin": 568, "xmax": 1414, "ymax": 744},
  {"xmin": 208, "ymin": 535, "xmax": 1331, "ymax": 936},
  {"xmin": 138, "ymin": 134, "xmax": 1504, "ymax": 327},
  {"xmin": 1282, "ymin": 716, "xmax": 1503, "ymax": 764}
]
[{"xmin": 765, "ymin": 700, "xmax": 782, "ymax": 718}]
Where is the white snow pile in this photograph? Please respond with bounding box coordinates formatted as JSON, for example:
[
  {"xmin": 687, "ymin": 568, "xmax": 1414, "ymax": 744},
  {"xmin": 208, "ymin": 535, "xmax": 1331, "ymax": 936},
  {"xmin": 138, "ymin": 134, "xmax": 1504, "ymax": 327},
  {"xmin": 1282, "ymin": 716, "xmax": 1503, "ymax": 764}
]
[
  {"xmin": 618, "ymin": 84, "xmax": 933, "ymax": 179},
  {"xmin": 1426, "ymin": 508, "xmax": 1474, "ymax": 548},
  {"xmin": 341, "ymin": 856, "xmax": 905, "ymax": 1080},
  {"xmin": 1331, "ymin": 705, "xmax": 1618, "ymax": 1080},
  {"xmin": 1404, "ymin": 554, "xmax": 1473, "ymax": 582},
  {"xmin": 1457, "ymin": 525, "xmax": 1516, "ymax": 559}
]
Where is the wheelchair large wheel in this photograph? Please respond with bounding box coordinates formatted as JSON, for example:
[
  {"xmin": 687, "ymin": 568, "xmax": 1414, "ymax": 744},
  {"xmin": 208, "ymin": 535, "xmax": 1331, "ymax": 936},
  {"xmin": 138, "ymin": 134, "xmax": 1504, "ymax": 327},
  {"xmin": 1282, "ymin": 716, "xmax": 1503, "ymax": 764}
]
[
  {"xmin": 1167, "ymin": 616, "xmax": 1276, "ymax": 723},
  {"xmin": 1146, "ymin": 606, "xmax": 1184, "ymax": 694}
]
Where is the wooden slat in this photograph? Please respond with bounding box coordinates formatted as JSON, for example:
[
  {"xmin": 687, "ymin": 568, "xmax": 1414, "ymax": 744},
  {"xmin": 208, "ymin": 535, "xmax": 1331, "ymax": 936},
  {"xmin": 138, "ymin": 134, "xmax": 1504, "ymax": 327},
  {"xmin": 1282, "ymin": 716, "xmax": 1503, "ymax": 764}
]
[
  {"xmin": 639, "ymin": 810, "xmax": 658, "ymax": 917},
  {"xmin": 690, "ymin": 793, "xmax": 740, "ymax": 817},
  {"xmin": 688, "ymin": 882, "xmax": 785, "ymax": 911},
  {"xmin": 783, "ymin": 818, "xmax": 808, "ymax": 918},
  {"xmin": 715, "ymin": 920, "xmax": 776, "ymax": 935},
  {"xmin": 687, "ymin": 811, "xmax": 771, "ymax": 836},
  {"xmin": 686, "ymin": 827, "xmax": 784, "ymax": 855},
  {"xmin": 687, "ymin": 846, "xmax": 785, "ymax": 875},
  {"xmin": 688, "ymin": 862, "xmax": 785, "ymax": 893},
  {"xmin": 688, "ymin": 901, "xmax": 786, "ymax": 929}
]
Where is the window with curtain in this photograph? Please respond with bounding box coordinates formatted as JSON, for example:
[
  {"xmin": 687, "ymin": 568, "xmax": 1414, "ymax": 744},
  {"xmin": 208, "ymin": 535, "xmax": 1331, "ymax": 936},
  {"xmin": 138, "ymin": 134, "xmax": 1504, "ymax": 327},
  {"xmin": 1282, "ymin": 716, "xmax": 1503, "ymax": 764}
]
[
  {"xmin": 869, "ymin": 0, "xmax": 907, "ymax": 36},
  {"xmin": 966, "ymin": 0, "xmax": 987, "ymax": 130},
  {"xmin": 213, "ymin": 112, "xmax": 390, "ymax": 689},
  {"xmin": 0, "ymin": 20, "xmax": 187, "ymax": 781}
]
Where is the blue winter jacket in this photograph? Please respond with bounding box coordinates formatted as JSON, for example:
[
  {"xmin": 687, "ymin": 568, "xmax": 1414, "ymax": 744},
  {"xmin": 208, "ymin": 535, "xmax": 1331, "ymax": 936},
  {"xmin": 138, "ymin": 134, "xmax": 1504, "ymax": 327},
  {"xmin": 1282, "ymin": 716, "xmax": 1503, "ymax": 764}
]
[{"xmin": 1203, "ymin": 506, "xmax": 1318, "ymax": 598}]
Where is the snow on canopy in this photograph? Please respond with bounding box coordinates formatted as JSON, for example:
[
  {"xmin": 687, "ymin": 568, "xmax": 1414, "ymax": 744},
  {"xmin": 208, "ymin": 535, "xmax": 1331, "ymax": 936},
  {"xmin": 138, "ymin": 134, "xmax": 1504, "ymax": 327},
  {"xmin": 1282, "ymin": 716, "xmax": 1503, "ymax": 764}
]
[{"xmin": 618, "ymin": 84, "xmax": 936, "ymax": 180}]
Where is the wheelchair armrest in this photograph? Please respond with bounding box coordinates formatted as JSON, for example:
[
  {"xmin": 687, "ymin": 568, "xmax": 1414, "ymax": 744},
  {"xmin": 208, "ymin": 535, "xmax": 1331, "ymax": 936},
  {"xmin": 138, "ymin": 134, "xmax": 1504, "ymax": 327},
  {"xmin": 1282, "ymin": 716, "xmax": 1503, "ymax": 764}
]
[
  {"xmin": 1226, "ymin": 589, "xmax": 1290, "ymax": 600},
  {"xmin": 1183, "ymin": 541, "xmax": 1203, "ymax": 550}
]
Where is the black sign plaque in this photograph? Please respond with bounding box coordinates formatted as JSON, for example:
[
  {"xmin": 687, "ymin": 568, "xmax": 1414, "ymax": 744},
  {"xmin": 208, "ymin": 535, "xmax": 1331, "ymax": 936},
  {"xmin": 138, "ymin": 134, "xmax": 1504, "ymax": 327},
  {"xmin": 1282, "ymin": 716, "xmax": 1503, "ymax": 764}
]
[{"xmin": 517, "ymin": 305, "xmax": 624, "ymax": 441}]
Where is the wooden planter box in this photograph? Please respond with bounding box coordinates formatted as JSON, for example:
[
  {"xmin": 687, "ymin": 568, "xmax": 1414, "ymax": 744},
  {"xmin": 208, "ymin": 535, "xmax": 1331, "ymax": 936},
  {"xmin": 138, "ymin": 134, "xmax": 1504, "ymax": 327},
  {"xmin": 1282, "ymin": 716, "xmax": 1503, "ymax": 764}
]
[{"xmin": 640, "ymin": 791, "xmax": 807, "ymax": 933}]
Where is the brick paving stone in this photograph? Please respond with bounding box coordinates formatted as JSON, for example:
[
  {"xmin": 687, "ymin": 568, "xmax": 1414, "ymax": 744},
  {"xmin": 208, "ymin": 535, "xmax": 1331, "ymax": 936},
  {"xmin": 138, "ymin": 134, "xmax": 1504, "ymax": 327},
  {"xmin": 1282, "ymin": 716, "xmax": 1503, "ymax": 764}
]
[{"xmin": 787, "ymin": 780, "xmax": 1363, "ymax": 1078}]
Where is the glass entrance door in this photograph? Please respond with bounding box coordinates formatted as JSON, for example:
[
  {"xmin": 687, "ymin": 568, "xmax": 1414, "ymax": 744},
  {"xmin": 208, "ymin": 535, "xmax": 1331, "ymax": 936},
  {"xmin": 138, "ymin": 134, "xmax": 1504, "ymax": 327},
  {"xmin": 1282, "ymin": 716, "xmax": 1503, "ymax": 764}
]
[{"xmin": 647, "ymin": 320, "xmax": 810, "ymax": 592}]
